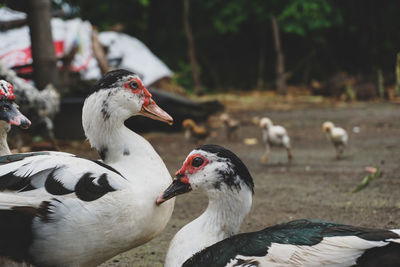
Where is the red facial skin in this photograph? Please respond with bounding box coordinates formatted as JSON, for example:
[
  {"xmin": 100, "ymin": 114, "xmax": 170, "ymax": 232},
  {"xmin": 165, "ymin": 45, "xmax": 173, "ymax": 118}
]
[
  {"xmin": 124, "ymin": 78, "xmax": 152, "ymax": 106},
  {"xmin": 7, "ymin": 84, "xmax": 15, "ymax": 100},
  {"xmin": 175, "ymin": 153, "xmax": 209, "ymax": 184},
  {"xmin": 0, "ymin": 83, "xmax": 15, "ymax": 100}
]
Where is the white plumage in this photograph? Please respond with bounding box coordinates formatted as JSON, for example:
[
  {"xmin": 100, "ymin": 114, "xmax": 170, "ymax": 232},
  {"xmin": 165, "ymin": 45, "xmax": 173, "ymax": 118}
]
[
  {"xmin": 0, "ymin": 69, "xmax": 175, "ymax": 266},
  {"xmin": 157, "ymin": 145, "xmax": 254, "ymax": 267},
  {"xmin": 322, "ymin": 121, "xmax": 348, "ymax": 159},
  {"xmin": 259, "ymin": 117, "xmax": 292, "ymax": 163},
  {"xmin": 229, "ymin": 236, "xmax": 389, "ymax": 267},
  {"xmin": 157, "ymin": 145, "xmax": 400, "ymax": 267}
]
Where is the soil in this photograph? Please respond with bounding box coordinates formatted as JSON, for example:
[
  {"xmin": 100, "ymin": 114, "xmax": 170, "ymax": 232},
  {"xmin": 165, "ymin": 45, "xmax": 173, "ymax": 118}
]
[{"xmin": 65, "ymin": 101, "xmax": 400, "ymax": 267}]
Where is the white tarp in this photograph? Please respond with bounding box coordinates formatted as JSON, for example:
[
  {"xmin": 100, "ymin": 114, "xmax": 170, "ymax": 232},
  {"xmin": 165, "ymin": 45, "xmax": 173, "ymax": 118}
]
[
  {"xmin": 99, "ymin": 32, "xmax": 172, "ymax": 85},
  {"xmin": 0, "ymin": 7, "xmax": 173, "ymax": 86}
]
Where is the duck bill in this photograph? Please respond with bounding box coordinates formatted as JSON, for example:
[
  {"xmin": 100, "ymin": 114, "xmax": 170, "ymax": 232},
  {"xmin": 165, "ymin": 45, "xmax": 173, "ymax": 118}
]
[
  {"xmin": 7, "ymin": 104, "xmax": 31, "ymax": 129},
  {"xmin": 156, "ymin": 174, "xmax": 192, "ymax": 205},
  {"xmin": 141, "ymin": 98, "xmax": 173, "ymax": 125}
]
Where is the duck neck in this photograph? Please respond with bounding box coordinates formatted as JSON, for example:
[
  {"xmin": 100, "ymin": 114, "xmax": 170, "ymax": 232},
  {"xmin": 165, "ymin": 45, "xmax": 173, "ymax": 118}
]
[
  {"xmin": 0, "ymin": 122, "xmax": 11, "ymax": 156},
  {"xmin": 201, "ymin": 189, "xmax": 252, "ymax": 236},
  {"xmin": 82, "ymin": 91, "xmax": 133, "ymax": 163},
  {"xmin": 166, "ymin": 188, "xmax": 252, "ymax": 267}
]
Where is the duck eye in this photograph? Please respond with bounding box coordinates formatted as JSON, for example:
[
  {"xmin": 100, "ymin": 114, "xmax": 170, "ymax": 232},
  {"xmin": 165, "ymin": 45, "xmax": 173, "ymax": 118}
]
[
  {"xmin": 191, "ymin": 157, "xmax": 204, "ymax": 167},
  {"xmin": 130, "ymin": 81, "xmax": 138, "ymax": 89}
]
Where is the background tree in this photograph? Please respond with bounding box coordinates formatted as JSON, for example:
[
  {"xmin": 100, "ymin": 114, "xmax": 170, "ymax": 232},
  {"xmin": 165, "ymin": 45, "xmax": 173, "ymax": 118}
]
[
  {"xmin": 4, "ymin": 0, "xmax": 59, "ymax": 89},
  {"xmin": 10, "ymin": 0, "xmax": 400, "ymax": 95},
  {"xmin": 182, "ymin": 0, "xmax": 202, "ymax": 95}
]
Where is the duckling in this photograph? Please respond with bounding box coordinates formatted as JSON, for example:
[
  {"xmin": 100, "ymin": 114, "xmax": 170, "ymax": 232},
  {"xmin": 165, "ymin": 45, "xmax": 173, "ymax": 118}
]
[
  {"xmin": 322, "ymin": 121, "xmax": 348, "ymax": 159},
  {"xmin": 259, "ymin": 117, "xmax": 292, "ymax": 163},
  {"xmin": 220, "ymin": 113, "xmax": 239, "ymax": 141},
  {"xmin": 182, "ymin": 118, "xmax": 209, "ymax": 144}
]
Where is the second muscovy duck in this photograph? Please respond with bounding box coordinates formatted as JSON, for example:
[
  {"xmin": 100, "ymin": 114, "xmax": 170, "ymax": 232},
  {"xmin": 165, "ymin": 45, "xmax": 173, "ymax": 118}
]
[
  {"xmin": 0, "ymin": 80, "xmax": 31, "ymax": 155},
  {"xmin": 0, "ymin": 69, "xmax": 175, "ymax": 266},
  {"xmin": 157, "ymin": 144, "xmax": 400, "ymax": 267}
]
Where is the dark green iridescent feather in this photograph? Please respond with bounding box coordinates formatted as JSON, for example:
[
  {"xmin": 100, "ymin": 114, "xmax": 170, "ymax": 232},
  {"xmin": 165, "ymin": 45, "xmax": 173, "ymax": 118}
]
[{"xmin": 183, "ymin": 219, "xmax": 398, "ymax": 267}]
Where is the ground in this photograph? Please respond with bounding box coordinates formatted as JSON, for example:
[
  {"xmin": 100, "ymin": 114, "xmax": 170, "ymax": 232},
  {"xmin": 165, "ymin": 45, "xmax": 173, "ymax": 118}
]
[{"xmin": 64, "ymin": 98, "xmax": 400, "ymax": 267}]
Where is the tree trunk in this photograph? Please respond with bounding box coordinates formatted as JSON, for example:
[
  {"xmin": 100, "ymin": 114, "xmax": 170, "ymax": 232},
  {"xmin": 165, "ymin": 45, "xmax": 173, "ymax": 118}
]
[
  {"xmin": 377, "ymin": 68, "xmax": 384, "ymax": 99},
  {"xmin": 271, "ymin": 16, "xmax": 286, "ymax": 95},
  {"xmin": 256, "ymin": 43, "xmax": 265, "ymax": 89},
  {"xmin": 395, "ymin": 52, "xmax": 400, "ymax": 96},
  {"xmin": 182, "ymin": 0, "xmax": 202, "ymax": 95},
  {"xmin": 26, "ymin": 0, "xmax": 59, "ymax": 90}
]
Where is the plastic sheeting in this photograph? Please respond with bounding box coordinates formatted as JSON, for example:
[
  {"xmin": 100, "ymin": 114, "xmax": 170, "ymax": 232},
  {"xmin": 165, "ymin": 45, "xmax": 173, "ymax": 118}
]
[
  {"xmin": 99, "ymin": 32, "xmax": 172, "ymax": 85},
  {"xmin": 0, "ymin": 7, "xmax": 172, "ymax": 86}
]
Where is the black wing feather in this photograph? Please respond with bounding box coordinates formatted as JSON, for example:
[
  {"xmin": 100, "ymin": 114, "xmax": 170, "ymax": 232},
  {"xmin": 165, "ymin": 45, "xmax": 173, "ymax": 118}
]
[
  {"xmin": 44, "ymin": 169, "xmax": 74, "ymax": 195},
  {"xmin": 183, "ymin": 219, "xmax": 400, "ymax": 267},
  {"xmin": 75, "ymin": 173, "xmax": 116, "ymax": 201},
  {"xmin": 0, "ymin": 154, "xmax": 124, "ymax": 201}
]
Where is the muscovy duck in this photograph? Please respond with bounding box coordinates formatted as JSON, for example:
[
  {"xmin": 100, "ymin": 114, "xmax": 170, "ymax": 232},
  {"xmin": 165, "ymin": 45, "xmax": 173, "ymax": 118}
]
[
  {"xmin": 322, "ymin": 121, "xmax": 348, "ymax": 159},
  {"xmin": 157, "ymin": 144, "xmax": 400, "ymax": 267},
  {"xmin": 259, "ymin": 117, "xmax": 292, "ymax": 163},
  {"xmin": 0, "ymin": 80, "xmax": 31, "ymax": 155},
  {"xmin": 0, "ymin": 69, "xmax": 175, "ymax": 266},
  {"xmin": 0, "ymin": 60, "xmax": 59, "ymax": 147}
]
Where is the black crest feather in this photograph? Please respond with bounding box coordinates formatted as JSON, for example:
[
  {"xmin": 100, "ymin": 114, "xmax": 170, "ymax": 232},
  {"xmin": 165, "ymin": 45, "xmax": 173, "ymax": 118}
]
[
  {"xmin": 92, "ymin": 69, "xmax": 136, "ymax": 91},
  {"xmin": 197, "ymin": 144, "xmax": 254, "ymax": 194}
]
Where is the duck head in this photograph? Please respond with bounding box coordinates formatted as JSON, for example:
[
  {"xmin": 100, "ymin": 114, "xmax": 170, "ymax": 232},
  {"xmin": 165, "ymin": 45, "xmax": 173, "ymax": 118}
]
[
  {"xmin": 0, "ymin": 80, "xmax": 31, "ymax": 130},
  {"xmin": 259, "ymin": 117, "xmax": 273, "ymax": 129},
  {"xmin": 322, "ymin": 121, "xmax": 334, "ymax": 133},
  {"xmin": 156, "ymin": 144, "xmax": 254, "ymax": 204},
  {"xmin": 88, "ymin": 69, "xmax": 173, "ymax": 124}
]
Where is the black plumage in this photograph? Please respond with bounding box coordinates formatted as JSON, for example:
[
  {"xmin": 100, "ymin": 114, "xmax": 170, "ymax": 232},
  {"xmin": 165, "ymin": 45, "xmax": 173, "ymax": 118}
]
[
  {"xmin": 183, "ymin": 219, "xmax": 400, "ymax": 267},
  {"xmin": 0, "ymin": 152, "xmax": 123, "ymax": 201},
  {"xmin": 0, "ymin": 207, "xmax": 35, "ymax": 263},
  {"xmin": 75, "ymin": 173, "xmax": 116, "ymax": 201},
  {"xmin": 45, "ymin": 169, "xmax": 73, "ymax": 195},
  {"xmin": 198, "ymin": 144, "xmax": 254, "ymax": 194},
  {"xmin": 92, "ymin": 69, "xmax": 136, "ymax": 92}
]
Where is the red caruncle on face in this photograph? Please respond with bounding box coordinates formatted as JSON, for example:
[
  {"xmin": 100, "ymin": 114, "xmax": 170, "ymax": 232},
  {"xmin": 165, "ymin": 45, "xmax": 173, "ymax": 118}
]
[
  {"xmin": 124, "ymin": 78, "xmax": 152, "ymax": 106},
  {"xmin": 175, "ymin": 153, "xmax": 209, "ymax": 184}
]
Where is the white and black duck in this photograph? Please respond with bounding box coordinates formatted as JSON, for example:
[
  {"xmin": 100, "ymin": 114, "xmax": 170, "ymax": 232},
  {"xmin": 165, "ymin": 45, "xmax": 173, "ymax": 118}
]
[
  {"xmin": 0, "ymin": 80, "xmax": 31, "ymax": 156},
  {"xmin": 0, "ymin": 69, "xmax": 175, "ymax": 266},
  {"xmin": 0, "ymin": 60, "xmax": 59, "ymax": 146},
  {"xmin": 157, "ymin": 144, "xmax": 400, "ymax": 267}
]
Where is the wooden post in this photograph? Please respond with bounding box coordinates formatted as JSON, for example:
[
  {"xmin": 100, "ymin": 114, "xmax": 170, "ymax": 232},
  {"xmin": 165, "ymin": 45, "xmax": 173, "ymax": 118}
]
[
  {"xmin": 395, "ymin": 53, "xmax": 400, "ymax": 96},
  {"xmin": 377, "ymin": 68, "xmax": 384, "ymax": 100},
  {"xmin": 26, "ymin": 0, "xmax": 59, "ymax": 90},
  {"xmin": 183, "ymin": 0, "xmax": 202, "ymax": 95},
  {"xmin": 256, "ymin": 43, "xmax": 265, "ymax": 89},
  {"xmin": 92, "ymin": 28, "xmax": 110, "ymax": 75},
  {"xmin": 271, "ymin": 16, "xmax": 287, "ymax": 95}
]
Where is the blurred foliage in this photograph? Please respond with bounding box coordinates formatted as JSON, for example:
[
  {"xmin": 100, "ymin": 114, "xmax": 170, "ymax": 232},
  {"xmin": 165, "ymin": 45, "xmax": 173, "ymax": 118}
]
[
  {"xmin": 278, "ymin": 0, "xmax": 342, "ymax": 36},
  {"xmin": 58, "ymin": 0, "xmax": 400, "ymax": 92},
  {"xmin": 172, "ymin": 61, "xmax": 195, "ymax": 91}
]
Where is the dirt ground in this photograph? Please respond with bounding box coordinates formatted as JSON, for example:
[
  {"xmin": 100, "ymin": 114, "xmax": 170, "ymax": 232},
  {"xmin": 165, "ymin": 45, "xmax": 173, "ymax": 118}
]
[{"xmin": 66, "ymin": 100, "xmax": 399, "ymax": 267}]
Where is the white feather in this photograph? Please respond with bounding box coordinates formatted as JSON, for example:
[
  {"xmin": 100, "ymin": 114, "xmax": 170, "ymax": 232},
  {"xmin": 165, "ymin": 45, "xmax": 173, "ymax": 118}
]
[{"xmin": 228, "ymin": 236, "xmax": 390, "ymax": 267}]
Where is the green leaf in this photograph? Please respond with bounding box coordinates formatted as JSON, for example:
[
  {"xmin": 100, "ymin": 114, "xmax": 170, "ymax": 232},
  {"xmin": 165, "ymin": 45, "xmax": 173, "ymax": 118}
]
[{"xmin": 350, "ymin": 168, "xmax": 381, "ymax": 193}]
